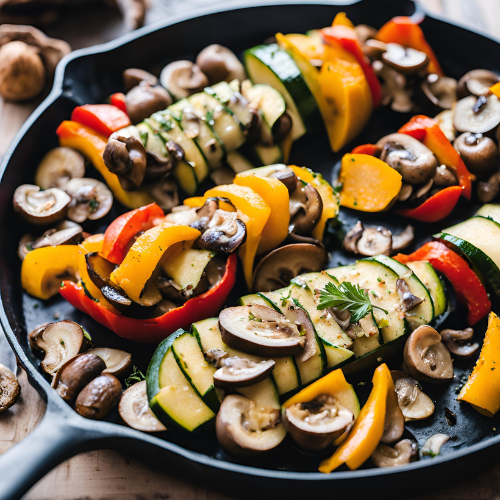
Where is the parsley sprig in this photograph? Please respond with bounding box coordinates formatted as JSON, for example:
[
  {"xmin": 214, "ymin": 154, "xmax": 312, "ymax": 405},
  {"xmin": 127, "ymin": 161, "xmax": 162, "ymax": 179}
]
[
  {"xmin": 125, "ymin": 366, "xmax": 146, "ymax": 388},
  {"xmin": 317, "ymin": 281, "xmax": 388, "ymax": 323}
]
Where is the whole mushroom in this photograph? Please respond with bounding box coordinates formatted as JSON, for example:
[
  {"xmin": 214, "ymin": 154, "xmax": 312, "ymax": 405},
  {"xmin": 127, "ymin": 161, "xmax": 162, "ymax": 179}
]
[
  {"xmin": 196, "ymin": 44, "xmax": 246, "ymax": 84},
  {"xmin": 125, "ymin": 81, "xmax": 172, "ymax": 124},
  {"xmin": 160, "ymin": 60, "xmax": 209, "ymax": 100},
  {"xmin": 0, "ymin": 363, "xmax": 20, "ymax": 412},
  {"xmin": 457, "ymin": 69, "xmax": 500, "ymax": 99},
  {"xmin": 123, "ymin": 68, "xmax": 157, "ymax": 92},
  {"xmin": 453, "ymin": 132, "xmax": 499, "ymax": 179}
]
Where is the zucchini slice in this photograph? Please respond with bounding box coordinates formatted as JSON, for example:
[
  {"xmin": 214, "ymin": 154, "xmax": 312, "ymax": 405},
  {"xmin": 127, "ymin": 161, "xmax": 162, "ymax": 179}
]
[
  {"xmin": 136, "ymin": 122, "xmax": 169, "ymax": 163},
  {"xmin": 207, "ymin": 81, "xmax": 254, "ymax": 129},
  {"xmin": 236, "ymin": 377, "xmax": 280, "ymax": 410},
  {"xmin": 226, "ymin": 151, "xmax": 254, "ymax": 174},
  {"xmin": 476, "ymin": 203, "xmax": 500, "ymax": 223},
  {"xmin": 172, "ymin": 160, "xmax": 198, "ymax": 196}
]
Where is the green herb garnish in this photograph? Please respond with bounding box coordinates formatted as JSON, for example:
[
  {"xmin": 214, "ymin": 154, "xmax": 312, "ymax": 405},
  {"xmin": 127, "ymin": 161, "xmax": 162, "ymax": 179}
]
[
  {"xmin": 125, "ymin": 366, "xmax": 146, "ymax": 388},
  {"xmin": 89, "ymin": 200, "xmax": 99, "ymax": 213}
]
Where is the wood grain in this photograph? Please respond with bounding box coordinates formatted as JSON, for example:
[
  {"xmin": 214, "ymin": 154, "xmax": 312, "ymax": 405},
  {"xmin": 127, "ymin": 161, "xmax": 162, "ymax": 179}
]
[{"xmin": 1, "ymin": 1, "xmax": 500, "ymax": 498}]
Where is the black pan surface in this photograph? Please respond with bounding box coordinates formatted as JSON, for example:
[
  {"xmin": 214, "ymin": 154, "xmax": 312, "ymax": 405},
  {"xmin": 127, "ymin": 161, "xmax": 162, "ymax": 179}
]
[{"xmin": 1, "ymin": 1, "xmax": 500, "ymax": 498}]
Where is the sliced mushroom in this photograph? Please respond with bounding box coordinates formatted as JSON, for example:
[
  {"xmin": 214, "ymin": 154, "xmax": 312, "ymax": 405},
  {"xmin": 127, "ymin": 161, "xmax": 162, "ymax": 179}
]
[
  {"xmin": 33, "ymin": 226, "xmax": 83, "ymax": 249},
  {"xmin": 422, "ymin": 433, "xmax": 450, "ymax": 456},
  {"xmin": 219, "ymin": 304, "xmax": 305, "ymax": 357},
  {"xmin": 34, "ymin": 147, "xmax": 85, "ymax": 189},
  {"xmin": 151, "ymin": 176, "xmax": 179, "ymax": 212},
  {"xmin": 440, "ymin": 328, "xmax": 479, "ymax": 358},
  {"xmin": 354, "ymin": 25, "xmax": 378, "ymax": 43},
  {"xmin": 196, "ymin": 44, "xmax": 246, "ymax": 85},
  {"xmin": 103, "ymin": 135, "xmax": 148, "ymax": 191},
  {"xmin": 381, "ymin": 382, "xmax": 405, "ymax": 444},
  {"xmin": 453, "ymin": 94, "xmax": 500, "ymax": 134},
  {"xmin": 216, "ymin": 395, "xmax": 285, "ymax": 456},
  {"xmin": 283, "ymin": 394, "xmax": 354, "ymax": 452},
  {"xmin": 284, "ymin": 304, "xmax": 317, "ymax": 363},
  {"xmin": 391, "ymin": 370, "xmax": 435, "ymax": 420},
  {"xmin": 272, "ymin": 112, "xmax": 293, "ymax": 144},
  {"xmin": 398, "ymin": 183, "xmax": 413, "ymax": 202},
  {"xmin": 29, "ymin": 321, "xmax": 86, "ymax": 376},
  {"xmin": 397, "ymin": 278, "xmax": 424, "ymax": 312},
  {"xmin": 51, "ymin": 353, "xmax": 106, "ymax": 401},
  {"xmin": 125, "ymin": 81, "xmax": 172, "ymax": 124},
  {"xmin": 363, "ymin": 39, "xmax": 387, "ymax": 60},
  {"xmin": 13, "ymin": 184, "xmax": 71, "ymax": 225},
  {"xmin": 403, "ymin": 325, "xmax": 454, "ymax": 383},
  {"xmin": 381, "ymin": 43, "xmax": 429, "ymax": 75},
  {"xmin": 372, "ymin": 439, "xmax": 417, "ymax": 467},
  {"xmin": 457, "ymin": 69, "xmax": 500, "ymax": 99},
  {"xmin": 213, "ymin": 357, "xmax": 275, "ymax": 390},
  {"xmin": 434, "ymin": 109, "xmax": 456, "ymax": 142},
  {"xmin": 433, "ymin": 165, "xmax": 459, "ymax": 187},
  {"xmin": 357, "ymin": 227, "xmax": 392, "ymax": 256},
  {"xmin": 63, "ymin": 178, "xmax": 113, "ymax": 222},
  {"xmin": 0, "ymin": 363, "xmax": 20, "ymax": 412},
  {"xmin": 87, "ymin": 348, "xmax": 132, "ymax": 378},
  {"xmin": 418, "ymin": 74, "xmax": 457, "ymax": 112},
  {"xmin": 197, "ymin": 209, "xmax": 247, "ymax": 253},
  {"xmin": 289, "ymin": 181, "xmax": 323, "ymax": 235},
  {"xmin": 342, "ymin": 221, "xmax": 364, "ymax": 253},
  {"xmin": 328, "ymin": 307, "xmax": 351, "ymax": 332},
  {"xmin": 75, "ymin": 373, "xmax": 122, "ymax": 420},
  {"xmin": 160, "ymin": 60, "xmax": 209, "ymax": 100},
  {"xmin": 205, "ymin": 348, "xmax": 229, "ymax": 368},
  {"xmin": 269, "ymin": 167, "xmax": 298, "ymax": 193},
  {"xmin": 374, "ymin": 61, "xmax": 414, "ymax": 112},
  {"xmin": 119, "ymin": 380, "xmax": 166, "ymax": 432},
  {"xmin": 123, "ymin": 68, "xmax": 158, "ymax": 92},
  {"xmin": 392, "ymin": 225, "xmax": 415, "ymax": 252},
  {"xmin": 453, "ymin": 132, "xmax": 499, "ymax": 178},
  {"xmin": 378, "ymin": 133, "xmax": 438, "ymax": 184},
  {"xmin": 477, "ymin": 172, "xmax": 500, "ymax": 203},
  {"xmin": 253, "ymin": 244, "xmax": 328, "ymax": 292}
]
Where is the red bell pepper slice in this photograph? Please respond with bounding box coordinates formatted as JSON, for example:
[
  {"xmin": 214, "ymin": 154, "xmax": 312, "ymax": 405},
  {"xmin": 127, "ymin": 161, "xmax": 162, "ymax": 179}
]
[
  {"xmin": 59, "ymin": 253, "xmax": 237, "ymax": 343},
  {"xmin": 376, "ymin": 16, "xmax": 444, "ymax": 76},
  {"xmin": 396, "ymin": 186, "xmax": 462, "ymax": 223},
  {"xmin": 321, "ymin": 25, "xmax": 382, "ymax": 108},
  {"xmin": 351, "ymin": 143, "xmax": 381, "ymax": 156},
  {"xmin": 399, "ymin": 115, "xmax": 472, "ymax": 200},
  {"xmin": 102, "ymin": 203, "xmax": 165, "ymax": 265},
  {"xmin": 110, "ymin": 92, "xmax": 128, "ymax": 114},
  {"xmin": 394, "ymin": 241, "xmax": 491, "ymax": 325},
  {"xmin": 71, "ymin": 104, "xmax": 131, "ymax": 138}
]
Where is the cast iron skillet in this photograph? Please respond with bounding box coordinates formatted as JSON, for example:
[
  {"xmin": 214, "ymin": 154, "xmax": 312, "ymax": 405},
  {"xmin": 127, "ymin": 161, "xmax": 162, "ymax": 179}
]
[{"xmin": 1, "ymin": 1, "xmax": 500, "ymax": 498}]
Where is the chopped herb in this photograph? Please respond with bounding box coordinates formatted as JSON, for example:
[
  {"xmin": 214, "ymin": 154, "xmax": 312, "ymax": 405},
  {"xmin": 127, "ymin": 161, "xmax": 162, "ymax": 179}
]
[
  {"xmin": 89, "ymin": 200, "xmax": 99, "ymax": 213},
  {"xmin": 139, "ymin": 131, "xmax": 148, "ymax": 146},
  {"xmin": 353, "ymin": 198, "xmax": 358, "ymax": 206},
  {"xmin": 377, "ymin": 277, "xmax": 382, "ymax": 282},
  {"xmin": 125, "ymin": 366, "xmax": 146, "ymax": 388},
  {"xmin": 26, "ymin": 243, "xmax": 34, "ymax": 252},
  {"xmin": 33, "ymin": 303, "xmax": 39, "ymax": 309},
  {"xmin": 280, "ymin": 288, "xmax": 292, "ymax": 307},
  {"xmin": 378, "ymin": 318, "xmax": 389, "ymax": 329},
  {"xmin": 371, "ymin": 291, "xmax": 377, "ymax": 298},
  {"xmin": 332, "ymin": 183, "xmax": 343, "ymax": 197},
  {"xmin": 60, "ymin": 340, "xmax": 65, "ymax": 346},
  {"xmin": 205, "ymin": 110, "xmax": 215, "ymax": 126}
]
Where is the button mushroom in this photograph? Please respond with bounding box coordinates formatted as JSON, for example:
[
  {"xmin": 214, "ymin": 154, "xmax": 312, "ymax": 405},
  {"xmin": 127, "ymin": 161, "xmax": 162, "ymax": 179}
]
[
  {"xmin": 213, "ymin": 357, "xmax": 275, "ymax": 390},
  {"xmin": 453, "ymin": 94, "xmax": 500, "ymax": 134},
  {"xmin": 381, "ymin": 43, "xmax": 429, "ymax": 75},
  {"xmin": 284, "ymin": 304, "xmax": 317, "ymax": 363},
  {"xmin": 342, "ymin": 221, "xmax": 364, "ymax": 253},
  {"xmin": 378, "ymin": 133, "xmax": 438, "ymax": 184},
  {"xmin": 381, "ymin": 380, "xmax": 405, "ymax": 444},
  {"xmin": 453, "ymin": 132, "xmax": 499, "ymax": 178},
  {"xmin": 216, "ymin": 395, "xmax": 286, "ymax": 456},
  {"xmin": 29, "ymin": 321, "xmax": 87, "ymax": 376},
  {"xmin": 219, "ymin": 304, "xmax": 305, "ymax": 357},
  {"xmin": 283, "ymin": 394, "xmax": 354, "ymax": 452},
  {"xmin": 374, "ymin": 61, "xmax": 414, "ymax": 112},
  {"xmin": 433, "ymin": 165, "xmax": 459, "ymax": 186},
  {"xmin": 289, "ymin": 181, "xmax": 323, "ymax": 235},
  {"xmin": 86, "ymin": 348, "xmax": 132, "ymax": 379},
  {"xmin": 34, "ymin": 147, "xmax": 85, "ymax": 189},
  {"xmin": 197, "ymin": 209, "xmax": 247, "ymax": 253},
  {"xmin": 252, "ymin": 243, "xmax": 328, "ymax": 292},
  {"xmin": 357, "ymin": 226, "xmax": 393, "ymax": 256},
  {"xmin": 13, "ymin": 184, "xmax": 71, "ymax": 225},
  {"xmin": 63, "ymin": 178, "xmax": 113, "ymax": 222},
  {"xmin": 397, "ymin": 278, "xmax": 424, "ymax": 312},
  {"xmin": 457, "ymin": 69, "xmax": 500, "ymax": 99},
  {"xmin": 269, "ymin": 167, "xmax": 298, "ymax": 193},
  {"xmin": 119, "ymin": 380, "xmax": 166, "ymax": 432},
  {"xmin": 123, "ymin": 68, "xmax": 158, "ymax": 92},
  {"xmin": 391, "ymin": 370, "xmax": 435, "ymax": 421},
  {"xmin": 403, "ymin": 325, "xmax": 454, "ymax": 383},
  {"xmin": 440, "ymin": 327, "xmax": 479, "ymax": 359},
  {"xmin": 51, "ymin": 353, "xmax": 106, "ymax": 401},
  {"xmin": 363, "ymin": 39, "xmax": 387, "ymax": 60},
  {"xmin": 196, "ymin": 44, "xmax": 246, "ymax": 84},
  {"xmin": 419, "ymin": 74, "xmax": 457, "ymax": 112},
  {"xmin": 75, "ymin": 373, "xmax": 122, "ymax": 420},
  {"xmin": 160, "ymin": 60, "xmax": 209, "ymax": 100},
  {"xmin": 421, "ymin": 433, "xmax": 450, "ymax": 457},
  {"xmin": 0, "ymin": 363, "xmax": 20, "ymax": 412},
  {"xmin": 477, "ymin": 171, "xmax": 500, "ymax": 203},
  {"xmin": 125, "ymin": 81, "xmax": 172, "ymax": 124},
  {"xmin": 434, "ymin": 109, "xmax": 457, "ymax": 142},
  {"xmin": 392, "ymin": 225, "xmax": 415, "ymax": 252},
  {"xmin": 371, "ymin": 439, "xmax": 417, "ymax": 467}
]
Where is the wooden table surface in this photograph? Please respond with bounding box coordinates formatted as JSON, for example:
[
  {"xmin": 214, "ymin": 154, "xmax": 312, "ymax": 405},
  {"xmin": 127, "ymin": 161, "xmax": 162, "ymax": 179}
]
[{"xmin": 1, "ymin": 0, "xmax": 500, "ymax": 498}]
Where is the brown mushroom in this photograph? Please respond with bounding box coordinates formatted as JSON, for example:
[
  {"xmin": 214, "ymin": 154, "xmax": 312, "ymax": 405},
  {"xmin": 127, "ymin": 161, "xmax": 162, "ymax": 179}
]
[
  {"xmin": 391, "ymin": 370, "xmax": 435, "ymax": 420},
  {"xmin": 357, "ymin": 227, "xmax": 392, "ymax": 256},
  {"xmin": 372, "ymin": 439, "xmax": 417, "ymax": 467},
  {"xmin": 421, "ymin": 433, "xmax": 450, "ymax": 456},
  {"xmin": 381, "ymin": 43, "xmax": 429, "ymax": 75},
  {"xmin": 392, "ymin": 225, "xmax": 415, "ymax": 252},
  {"xmin": 269, "ymin": 167, "xmax": 298, "ymax": 193},
  {"xmin": 213, "ymin": 357, "xmax": 275, "ymax": 390},
  {"xmin": 434, "ymin": 109, "xmax": 456, "ymax": 142},
  {"xmin": 119, "ymin": 380, "xmax": 166, "ymax": 432},
  {"xmin": 51, "ymin": 353, "xmax": 106, "ymax": 401},
  {"xmin": 457, "ymin": 69, "xmax": 500, "ymax": 99},
  {"xmin": 0, "ymin": 363, "xmax": 20, "ymax": 412},
  {"xmin": 440, "ymin": 328, "xmax": 479, "ymax": 358},
  {"xmin": 419, "ymin": 74, "xmax": 457, "ymax": 111},
  {"xmin": 354, "ymin": 24, "xmax": 378, "ymax": 43},
  {"xmin": 284, "ymin": 304, "xmax": 317, "ymax": 363},
  {"xmin": 216, "ymin": 395, "xmax": 286, "ymax": 456},
  {"xmin": 363, "ymin": 39, "xmax": 387, "ymax": 60},
  {"xmin": 433, "ymin": 165, "xmax": 459, "ymax": 187},
  {"xmin": 159, "ymin": 60, "xmax": 209, "ymax": 100},
  {"xmin": 381, "ymin": 380, "xmax": 405, "ymax": 444},
  {"xmin": 453, "ymin": 132, "xmax": 499, "ymax": 178},
  {"xmin": 378, "ymin": 133, "xmax": 438, "ymax": 184},
  {"xmin": 197, "ymin": 209, "xmax": 247, "ymax": 253},
  {"xmin": 63, "ymin": 178, "xmax": 113, "ymax": 222},
  {"xmin": 13, "ymin": 184, "xmax": 71, "ymax": 225},
  {"xmin": 252, "ymin": 243, "xmax": 328, "ymax": 292},
  {"xmin": 34, "ymin": 147, "xmax": 85, "ymax": 189},
  {"xmin": 123, "ymin": 68, "xmax": 157, "ymax": 92},
  {"xmin": 18, "ymin": 225, "xmax": 83, "ymax": 260},
  {"xmin": 289, "ymin": 181, "xmax": 323, "ymax": 235},
  {"xmin": 29, "ymin": 321, "xmax": 87, "ymax": 376},
  {"xmin": 75, "ymin": 373, "xmax": 122, "ymax": 420},
  {"xmin": 86, "ymin": 348, "xmax": 132, "ymax": 378},
  {"xmin": 403, "ymin": 325, "xmax": 454, "ymax": 383},
  {"xmin": 398, "ymin": 183, "xmax": 413, "ymax": 202},
  {"xmin": 196, "ymin": 44, "xmax": 246, "ymax": 85},
  {"xmin": 125, "ymin": 81, "xmax": 172, "ymax": 124},
  {"xmin": 453, "ymin": 94, "xmax": 500, "ymax": 134},
  {"xmin": 150, "ymin": 175, "xmax": 179, "ymax": 212},
  {"xmin": 342, "ymin": 221, "xmax": 364, "ymax": 253},
  {"xmin": 397, "ymin": 278, "xmax": 424, "ymax": 312},
  {"xmin": 477, "ymin": 172, "xmax": 500, "ymax": 203},
  {"xmin": 374, "ymin": 61, "xmax": 414, "ymax": 112}
]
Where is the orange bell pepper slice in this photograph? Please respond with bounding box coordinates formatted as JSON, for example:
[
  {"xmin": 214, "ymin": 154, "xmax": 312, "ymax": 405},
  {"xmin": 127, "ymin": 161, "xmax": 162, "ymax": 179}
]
[
  {"xmin": 490, "ymin": 82, "xmax": 500, "ymax": 99},
  {"xmin": 376, "ymin": 16, "xmax": 444, "ymax": 75},
  {"xmin": 332, "ymin": 12, "xmax": 355, "ymax": 29},
  {"xmin": 71, "ymin": 104, "xmax": 131, "ymax": 138}
]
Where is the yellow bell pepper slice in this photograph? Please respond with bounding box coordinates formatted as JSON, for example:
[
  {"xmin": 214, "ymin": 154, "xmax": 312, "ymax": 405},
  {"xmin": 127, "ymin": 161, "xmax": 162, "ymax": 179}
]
[
  {"xmin": 183, "ymin": 197, "xmax": 236, "ymax": 212},
  {"xmin": 276, "ymin": 33, "xmax": 325, "ymax": 61},
  {"xmin": 458, "ymin": 312, "xmax": 500, "ymax": 417},
  {"xmin": 289, "ymin": 165, "xmax": 339, "ymax": 240},
  {"xmin": 21, "ymin": 245, "xmax": 83, "ymax": 300},
  {"xmin": 332, "ymin": 12, "xmax": 355, "ymax": 28},
  {"xmin": 234, "ymin": 172, "xmax": 289, "ymax": 254},
  {"xmin": 79, "ymin": 233, "xmax": 104, "ymax": 253},
  {"xmin": 319, "ymin": 363, "xmax": 392, "ymax": 473},
  {"xmin": 57, "ymin": 120, "xmax": 153, "ymax": 209},
  {"xmin": 110, "ymin": 223, "xmax": 200, "ymax": 303},
  {"xmin": 490, "ymin": 82, "xmax": 500, "ymax": 99}
]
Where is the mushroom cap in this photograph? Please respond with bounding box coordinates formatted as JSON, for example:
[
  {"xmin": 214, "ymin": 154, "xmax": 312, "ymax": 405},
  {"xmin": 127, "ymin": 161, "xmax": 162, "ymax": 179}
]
[
  {"xmin": 434, "ymin": 109, "xmax": 457, "ymax": 142},
  {"xmin": 343, "ymin": 221, "xmax": 365, "ymax": 253},
  {"xmin": 31, "ymin": 226, "xmax": 83, "ymax": 249},
  {"xmin": 197, "ymin": 210, "xmax": 247, "ymax": 253},
  {"xmin": 269, "ymin": 167, "xmax": 298, "ymax": 193},
  {"xmin": 216, "ymin": 395, "xmax": 286, "ymax": 457},
  {"xmin": 35, "ymin": 147, "xmax": 85, "ymax": 189},
  {"xmin": 123, "ymin": 68, "xmax": 158, "ymax": 92},
  {"xmin": 125, "ymin": 81, "xmax": 172, "ymax": 124},
  {"xmin": 391, "ymin": 370, "xmax": 435, "ymax": 421},
  {"xmin": 381, "ymin": 43, "xmax": 429, "ymax": 75},
  {"xmin": 381, "ymin": 381, "xmax": 405, "ymax": 444},
  {"xmin": 419, "ymin": 74, "xmax": 457, "ymax": 112},
  {"xmin": 289, "ymin": 182, "xmax": 323, "ymax": 235},
  {"xmin": 0, "ymin": 363, "xmax": 20, "ymax": 412},
  {"xmin": 13, "ymin": 184, "xmax": 71, "ymax": 225},
  {"xmin": 87, "ymin": 347, "xmax": 133, "ymax": 379},
  {"xmin": 213, "ymin": 357, "xmax": 275, "ymax": 390},
  {"xmin": 440, "ymin": 328, "xmax": 479, "ymax": 358},
  {"xmin": 195, "ymin": 44, "xmax": 246, "ymax": 85},
  {"xmin": 75, "ymin": 374, "xmax": 123, "ymax": 420},
  {"xmin": 403, "ymin": 325, "xmax": 454, "ymax": 383},
  {"xmin": 392, "ymin": 225, "xmax": 415, "ymax": 252},
  {"xmin": 253, "ymin": 243, "xmax": 328, "ymax": 293},
  {"xmin": 371, "ymin": 439, "xmax": 417, "ymax": 467},
  {"xmin": 477, "ymin": 172, "xmax": 500, "ymax": 204},
  {"xmin": 160, "ymin": 60, "xmax": 209, "ymax": 100},
  {"xmin": 457, "ymin": 69, "xmax": 500, "ymax": 99},
  {"xmin": 356, "ymin": 226, "xmax": 392, "ymax": 256},
  {"xmin": 453, "ymin": 132, "xmax": 499, "ymax": 179},
  {"xmin": 151, "ymin": 176, "xmax": 179, "ymax": 212},
  {"xmin": 284, "ymin": 304, "xmax": 317, "ymax": 363},
  {"xmin": 119, "ymin": 380, "xmax": 167, "ymax": 432},
  {"xmin": 453, "ymin": 94, "xmax": 500, "ymax": 134},
  {"xmin": 63, "ymin": 178, "xmax": 113, "ymax": 222}
]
